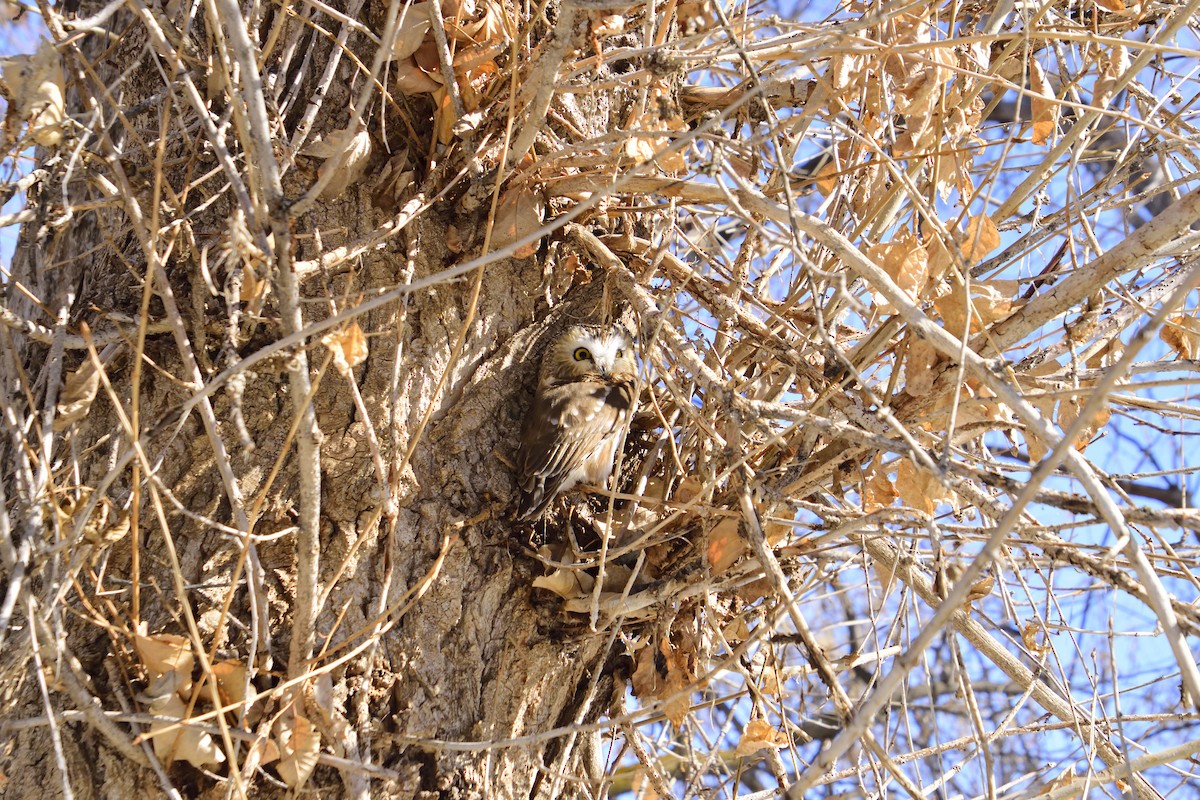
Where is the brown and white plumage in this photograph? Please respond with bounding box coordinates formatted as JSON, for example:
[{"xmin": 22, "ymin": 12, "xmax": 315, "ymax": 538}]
[{"xmin": 516, "ymin": 324, "xmax": 639, "ymax": 521}]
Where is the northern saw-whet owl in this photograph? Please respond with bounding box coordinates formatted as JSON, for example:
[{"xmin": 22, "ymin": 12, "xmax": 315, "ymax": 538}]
[{"xmin": 515, "ymin": 324, "xmax": 639, "ymax": 520}]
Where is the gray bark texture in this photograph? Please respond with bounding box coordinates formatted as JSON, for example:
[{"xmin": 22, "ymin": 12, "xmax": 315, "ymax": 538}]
[{"xmin": 0, "ymin": 1, "xmax": 633, "ymax": 796}]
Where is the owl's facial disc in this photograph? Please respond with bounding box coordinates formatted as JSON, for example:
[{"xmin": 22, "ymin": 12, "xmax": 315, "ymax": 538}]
[{"xmin": 583, "ymin": 333, "xmax": 631, "ymax": 377}]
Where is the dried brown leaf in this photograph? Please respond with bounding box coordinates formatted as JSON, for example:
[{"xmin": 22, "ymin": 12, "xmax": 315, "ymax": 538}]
[
  {"xmin": 706, "ymin": 517, "xmax": 744, "ymax": 574},
  {"xmin": 148, "ymin": 693, "xmax": 227, "ymax": 769},
  {"xmin": 1160, "ymin": 314, "xmax": 1200, "ymax": 360},
  {"xmin": 135, "ymin": 630, "xmax": 194, "ymax": 695},
  {"xmin": 321, "ymin": 321, "xmax": 368, "ymax": 374},
  {"xmin": 1022, "ymin": 619, "xmax": 1051, "ymax": 656},
  {"xmin": 394, "ymin": 58, "xmax": 443, "ymax": 94},
  {"xmin": 863, "ymin": 465, "xmax": 898, "ymax": 512},
  {"xmin": 1, "ymin": 39, "xmax": 65, "ymax": 145},
  {"xmin": 1057, "ymin": 390, "xmax": 1111, "ymax": 451},
  {"xmin": 1093, "ymin": 46, "xmax": 1129, "ymax": 107},
  {"xmin": 896, "ymin": 459, "xmax": 954, "ymax": 516},
  {"xmin": 868, "ymin": 231, "xmax": 928, "ymax": 312},
  {"xmin": 54, "ymin": 359, "xmax": 102, "ymax": 431},
  {"xmin": 276, "ymin": 710, "xmax": 321, "ymax": 790},
  {"xmin": 209, "ymin": 659, "xmax": 250, "ymax": 707},
  {"xmin": 734, "ymin": 719, "xmax": 788, "ymax": 758},
  {"xmin": 531, "ymin": 568, "xmax": 593, "ymax": 599},
  {"xmin": 491, "ymin": 186, "xmax": 545, "ymax": 258},
  {"xmin": 903, "ymin": 336, "xmax": 939, "ymax": 397},
  {"xmin": 1029, "ymin": 61, "xmax": 1058, "ymax": 145},
  {"xmin": 675, "ymin": 477, "xmax": 704, "ymax": 503},
  {"xmin": 961, "ymin": 214, "xmax": 1000, "ymax": 264},
  {"xmin": 304, "ymin": 127, "xmax": 373, "ymax": 198},
  {"xmin": 387, "ymin": 2, "xmax": 433, "ymax": 61},
  {"xmin": 935, "ymin": 278, "xmax": 1017, "ymax": 335}
]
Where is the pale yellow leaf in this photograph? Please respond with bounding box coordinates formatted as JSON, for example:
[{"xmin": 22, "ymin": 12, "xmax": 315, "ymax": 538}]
[
  {"xmin": 387, "ymin": 2, "xmax": 433, "ymax": 61},
  {"xmin": 148, "ymin": 693, "xmax": 227, "ymax": 768},
  {"xmin": 532, "ymin": 568, "xmax": 593, "ymax": 598},
  {"xmin": 276, "ymin": 710, "xmax": 321, "ymax": 790},
  {"xmin": 135, "ymin": 631, "xmax": 194, "ymax": 694}
]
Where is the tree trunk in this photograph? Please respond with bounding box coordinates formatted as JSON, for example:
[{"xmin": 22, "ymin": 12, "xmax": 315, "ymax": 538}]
[
  {"xmin": 0, "ymin": 2, "xmax": 627, "ymax": 797},
  {"xmin": 6, "ymin": 1, "xmax": 1200, "ymax": 798}
]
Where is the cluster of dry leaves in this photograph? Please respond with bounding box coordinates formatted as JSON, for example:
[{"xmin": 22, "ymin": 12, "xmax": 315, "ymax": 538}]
[{"xmin": 134, "ymin": 628, "xmax": 320, "ymax": 787}]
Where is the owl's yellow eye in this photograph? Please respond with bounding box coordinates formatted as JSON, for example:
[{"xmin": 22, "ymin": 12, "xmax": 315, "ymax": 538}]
[
  {"xmin": 615, "ymin": 348, "xmax": 624, "ymax": 358},
  {"xmin": 573, "ymin": 347, "xmax": 592, "ymax": 362}
]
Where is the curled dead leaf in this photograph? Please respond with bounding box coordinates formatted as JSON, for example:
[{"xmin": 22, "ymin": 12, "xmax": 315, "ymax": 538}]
[
  {"xmin": 135, "ymin": 630, "xmax": 195, "ymax": 695},
  {"xmin": 1056, "ymin": 390, "xmax": 1111, "ymax": 451},
  {"xmin": 148, "ymin": 693, "xmax": 227, "ymax": 768},
  {"xmin": 935, "ymin": 279, "xmax": 1018, "ymax": 335},
  {"xmin": 1160, "ymin": 314, "xmax": 1200, "ymax": 360},
  {"xmin": 387, "ymin": 2, "xmax": 433, "ymax": 61},
  {"xmin": 304, "ymin": 127, "xmax": 373, "ymax": 198},
  {"xmin": 1022, "ymin": 619, "xmax": 1051, "ymax": 656},
  {"xmin": 1, "ymin": 39, "xmax": 65, "ymax": 146},
  {"xmin": 276, "ymin": 709, "xmax": 321, "ymax": 789},
  {"xmin": 394, "ymin": 57, "xmax": 443, "ymax": 94},
  {"xmin": 734, "ymin": 718, "xmax": 788, "ymax": 758},
  {"xmin": 321, "ymin": 321, "xmax": 368, "ymax": 374},
  {"xmin": 532, "ymin": 568, "xmax": 593, "ymax": 599},
  {"xmin": 1029, "ymin": 61, "xmax": 1058, "ymax": 145},
  {"xmin": 896, "ymin": 459, "xmax": 955, "ymax": 516},
  {"xmin": 491, "ymin": 186, "xmax": 545, "ymax": 258},
  {"xmin": 868, "ymin": 231, "xmax": 928, "ymax": 312},
  {"xmin": 210, "ymin": 660, "xmax": 250, "ymax": 707},
  {"xmin": 54, "ymin": 359, "xmax": 102, "ymax": 431},
  {"xmin": 1094, "ymin": 46, "xmax": 1129, "ymax": 107},
  {"xmin": 706, "ymin": 516, "xmax": 744, "ymax": 574},
  {"xmin": 862, "ymin": 465, "xmax": 898, "ymax": 512}
]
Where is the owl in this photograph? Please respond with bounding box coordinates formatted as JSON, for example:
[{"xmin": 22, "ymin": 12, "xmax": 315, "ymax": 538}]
[{"xmin": 516, "ymin": 324, "xmax": 639, "ymax": 520}]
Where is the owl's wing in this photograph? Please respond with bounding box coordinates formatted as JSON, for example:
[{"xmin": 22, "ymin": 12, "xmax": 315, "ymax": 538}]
[{"xmin": 516, "ymin": 377, "xmax": 635, "ymax": 520}]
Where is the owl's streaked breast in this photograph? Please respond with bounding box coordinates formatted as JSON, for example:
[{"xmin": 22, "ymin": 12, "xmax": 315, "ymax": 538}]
[{"xmin": 515, "ymin": 325, "xmax": 639, "ymax": 520}]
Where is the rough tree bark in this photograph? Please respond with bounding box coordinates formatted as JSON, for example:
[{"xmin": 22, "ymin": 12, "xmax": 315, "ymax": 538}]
[{"xmin": 0, "ymin": 0, "xmax": 635, "ymax": 797}]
